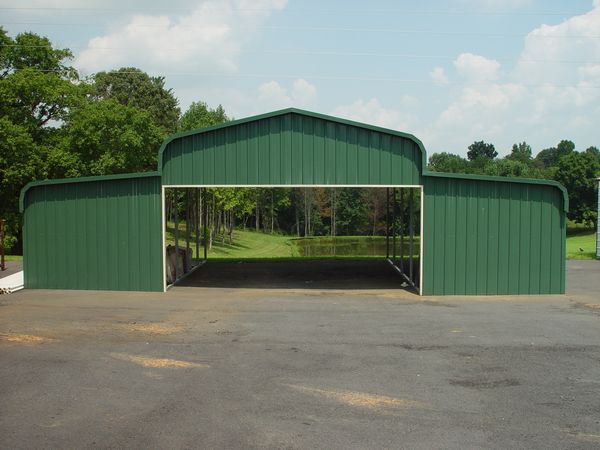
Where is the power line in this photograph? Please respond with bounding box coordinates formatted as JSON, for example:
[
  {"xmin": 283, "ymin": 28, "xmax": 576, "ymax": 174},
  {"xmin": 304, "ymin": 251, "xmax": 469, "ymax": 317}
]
[
  {"xmin": 4, "ymin": 22, "xmax": 600, "ymax": 39},
  {"xmin": 11, "ymin": 68, "xmax": 600, "ymax": 88},
  {"xmin": 1, "ymin": 44, "xmax": 598, "ymax": 65},
  {"xmin": 0, "ymin": 6, "xmax": 594, "ymax": 16}
]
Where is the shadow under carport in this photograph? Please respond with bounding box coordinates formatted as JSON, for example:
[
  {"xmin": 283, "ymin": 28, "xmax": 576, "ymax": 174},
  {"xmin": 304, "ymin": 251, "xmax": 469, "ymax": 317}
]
[{"xmin": 174, "ymin": 260, "xmax": 417, "ymax": 290}]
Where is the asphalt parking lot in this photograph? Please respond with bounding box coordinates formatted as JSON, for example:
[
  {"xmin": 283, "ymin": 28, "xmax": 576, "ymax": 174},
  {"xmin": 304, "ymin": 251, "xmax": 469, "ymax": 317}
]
[{"xmin": 1, "ymin": 260, "xmax": 599, "ymax": 449}]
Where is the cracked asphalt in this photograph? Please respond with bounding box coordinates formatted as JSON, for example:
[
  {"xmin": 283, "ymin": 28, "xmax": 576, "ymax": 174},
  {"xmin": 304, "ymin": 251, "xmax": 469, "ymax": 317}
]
[{"xmin": 1, "ymin": 260, "xmax": 599, "ymax": 449}]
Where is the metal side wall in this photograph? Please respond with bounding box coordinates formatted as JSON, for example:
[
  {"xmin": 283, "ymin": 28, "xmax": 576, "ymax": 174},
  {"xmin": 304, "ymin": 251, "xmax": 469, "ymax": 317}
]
[
  {"xmin": 22, "ymin": 176, "xmax": 163, "ymax": 292},
  {"xmin": 162, "ymin": 112, "xmax": 422, "ymax": 186},
  {"xmin": 422, "ymin": 176, "xmax": 566, "ymax": 295}
]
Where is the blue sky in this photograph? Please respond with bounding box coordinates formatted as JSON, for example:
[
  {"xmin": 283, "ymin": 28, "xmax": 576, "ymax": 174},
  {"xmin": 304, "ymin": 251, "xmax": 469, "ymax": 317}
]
[{"xmin": 2, "ymin": 0, "xmax": 599, "ymax": 156}]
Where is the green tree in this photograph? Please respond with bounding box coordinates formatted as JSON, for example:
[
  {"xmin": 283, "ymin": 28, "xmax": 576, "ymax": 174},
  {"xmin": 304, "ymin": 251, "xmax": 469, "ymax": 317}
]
[
  {"xmin": 3, "ymin": 31, "xmax": 76, "ymax": 77},
  {"xmin": 336, "ymin": 188, "xmax": 369, "ymax": 235},
  {"xmin": 0, "ymin": 29, "xmax": 81, "ymax": 137},
  {"xmin": 0, "ymin": 28, "xmax": 82, "ymax": 251},
  {"xmin": 467, "ymin": 140, "xmax": 497, "ymax": 161},
  {"xmin": 484, "ymin": 158, "xmax": 540, "ymax": 178},
  {"xmin": 507, "ymin": 142, "xmax": 532, "ymax": 164},
  {"xmin": 66, "ymin": 99, "xmax": 164, "ymax": 175},
  {"xmin": 554, "ymin": 151, "xmax": 600, "ymax": 226},
  {"xmin": 428, "ymin": 152, "xmax": 469, "ymax": 173},
  {"xmin": 93, "ymin": 67, "xmax": 180, "ymax": 134},
  {"xmin": 585, "ymin": 146, "xmax": 600, "ymax": 164},
  {"xmin": 467, "ymin": 140, "xmax": 497, "ymax": 173},
  {"xmin": 178, "ymin": 101, "xmax": 229, "ymax": 132},
  {"xmin": 534, "ymin": 140, "xmax": 575, "ymax": 169},
  {"xmin": 0, "ymin": 117, "xmax": 44, "ymax": 251}
]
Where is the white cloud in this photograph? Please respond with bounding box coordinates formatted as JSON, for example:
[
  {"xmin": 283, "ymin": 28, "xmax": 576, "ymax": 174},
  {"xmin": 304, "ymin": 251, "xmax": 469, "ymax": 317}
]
[
  {"xmin": 330, "ymin": 98, "xmax": 413, "ymax": 131},
  {"xmin": 291, "ymin": 79, "xmax": 317, "ymax": 106},
  {"xmin": 257, "ymin": 78, "xmax": 317, "ymax": 109},
  {"xmin": 430, "ymin": 67, "xmax": 449, "ymax": 85},
  {"xmin": 421, "ymin": 1, "xmax": 600, "ymax": 155},
  {"xmin": 514, "ymin": 3, "xmax": 600, "ymax": 84},
  {"xmin": 76, "ymin": 0, "xmax": 286, "ymax": 74},
  {"xmin": 454, "ymin": 53, "xmax": 500, "ymax": 82}
]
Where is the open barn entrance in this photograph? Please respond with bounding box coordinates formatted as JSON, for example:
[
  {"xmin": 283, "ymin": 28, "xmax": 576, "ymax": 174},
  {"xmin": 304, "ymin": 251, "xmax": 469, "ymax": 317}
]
[{"xmin": 162, "ymin": 186, "xmax": 423, "ymax": 293}]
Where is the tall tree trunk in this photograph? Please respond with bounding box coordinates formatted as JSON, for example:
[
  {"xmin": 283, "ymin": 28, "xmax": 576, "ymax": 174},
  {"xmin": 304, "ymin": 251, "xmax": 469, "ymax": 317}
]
[
  {"xmin": 304, "ymin": 188, "xmax": 308, "ymax": 237},
  {"xmin": 255, "ymin": 198, "xmax": 260, "ymax": 232},
  {"xmin": 372, "ymin": 199, "xmax": 377, "ymax": 236},
  {"xmin": 270, "ymin": 190, "xmax": 274, "ymax": 234},
  {"xmin": 331, "ymin": 188, "xmax": 336, "ymax": 237},
  {"xmin": 228, "ymin": 208, "xmax": 234, "ymax": 244},
  {"xmin": 307, "ymin": 190, "xmax": 312, "ymax": 237},
  {"xmin": 294, "ymin": 189, "xmax": 300, "ymax": 237},
  {"xmin": 220, "ymin": 209, "xmax": 225, "ymax": 245}
]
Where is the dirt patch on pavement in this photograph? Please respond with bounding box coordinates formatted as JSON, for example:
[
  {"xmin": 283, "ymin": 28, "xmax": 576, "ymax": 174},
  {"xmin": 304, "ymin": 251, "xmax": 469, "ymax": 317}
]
[
  {"xmin": 449, "ymin": 378, "xmax": 520, "ymax": 389},
  {"xmin": 0, "ymin": 333, "xmax": 56, "ymax": 344},
  {"xmin": 110, "ymin": 353, "xmax": 209, "ymax": 369},
  {"xmin": 122, "ymin": 322, "xmax": 183, "ymax": 335},
  {"xmin": 572, "ymin": 302, "xmax": 600, "ymax": 313},
  {"xmin": 285, "ymin": 384, "xmax": 425, "ymax": 412}
]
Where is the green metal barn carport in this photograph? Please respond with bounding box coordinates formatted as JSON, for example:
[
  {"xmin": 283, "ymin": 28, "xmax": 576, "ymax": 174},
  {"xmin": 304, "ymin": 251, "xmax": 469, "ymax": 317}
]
[{"xmin": 19, "ymin": 108, "xmax": 568, "ymax": 295}]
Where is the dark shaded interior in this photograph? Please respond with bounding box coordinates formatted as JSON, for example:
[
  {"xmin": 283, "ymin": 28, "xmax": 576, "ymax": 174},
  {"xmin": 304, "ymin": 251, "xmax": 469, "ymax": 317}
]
[{"xmin": 175, "ymin": 260, "xmax": 418, "ymax": 290}]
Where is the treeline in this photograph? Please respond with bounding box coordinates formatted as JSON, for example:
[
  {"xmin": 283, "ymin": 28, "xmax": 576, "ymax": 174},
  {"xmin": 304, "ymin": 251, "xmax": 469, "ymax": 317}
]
[
  {"xmin": 0, "ymin": 28, "xmax": 224, "ymax": 252},
  {"xmin": 168, "ymin": 187, "xmax": 414, "ymax": 248},
  {"xmin": 428, "ymin": 140, "xmax": 600, "ymax": 226}
]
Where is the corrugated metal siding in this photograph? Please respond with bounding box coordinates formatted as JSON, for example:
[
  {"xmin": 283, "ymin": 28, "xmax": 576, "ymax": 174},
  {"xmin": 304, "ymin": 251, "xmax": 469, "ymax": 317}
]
[
  {"xmin": 162, "ymin": 112, "xmax": 422, "ymax": 186},
  {"xmin": 422, "ymin": 176, "xmax": 566, "ymax": 295},
  {"xmin": 22, "ymin": 176, "xmax": 163, "ymax": 292}
]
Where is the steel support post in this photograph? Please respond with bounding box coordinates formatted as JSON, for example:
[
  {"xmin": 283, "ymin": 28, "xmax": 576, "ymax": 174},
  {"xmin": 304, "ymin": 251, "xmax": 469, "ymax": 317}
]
[
  {"xmin": 203, "ymin": 188, "xmax": 208, "ymax": 260},
  {"xmin": 409, "ymin": 188, "xmax": 415, "ymax": 284},
  {"xmin": 195, "ymin": 189, "xmax": 200, "ymax": 263},
  {"xmin": 399, "ymin": 188, "xmax": 404, "ymax": 274},
  {"xmin": 392, "ymin": 188, "xmax": 397, "ymax": 261},
  {"xmin": 185, "ymin": 189, "xmax": 191, "ymax": 270},
  {"xmin": 174, "ymin": 189, "xmax": 179, "ymax": 281}
]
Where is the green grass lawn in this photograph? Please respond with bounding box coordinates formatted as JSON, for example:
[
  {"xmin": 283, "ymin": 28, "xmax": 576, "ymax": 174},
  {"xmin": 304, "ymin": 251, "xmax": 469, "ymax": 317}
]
[
  {"xmin": 165, "ymin": 224, "xmax": 300, "ymax": 259},
  {"xmin": 2, "ymin": 255, "xmax": 22, "ymax": 262},
  {"xmin": 165, "ymin": 223, "xmax": 412, "ymax": 261},
  {"xmin": 566, "ymin": 229, "xmax": 597, "ymax": 260}
]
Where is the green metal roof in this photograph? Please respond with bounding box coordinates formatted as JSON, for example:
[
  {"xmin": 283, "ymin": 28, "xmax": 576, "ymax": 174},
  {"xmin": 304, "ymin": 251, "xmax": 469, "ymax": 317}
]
[
  {"xmin": 157, "ymin": 107, "xmax": 568, "ymax": 212},
  {"xmin": 423, "ymin": 170, "xmax": 569, "ymax": 212},
  {"xmin": 19, "ymin": 171, "xmax": 160, "ymax": 212},
  {"xmin": 157, "ymin": 107, "xmax": 430, "ymax": 175},
  {"xmin": 19, "ymin": 108, "xmax": 568, "ymax": 213}
]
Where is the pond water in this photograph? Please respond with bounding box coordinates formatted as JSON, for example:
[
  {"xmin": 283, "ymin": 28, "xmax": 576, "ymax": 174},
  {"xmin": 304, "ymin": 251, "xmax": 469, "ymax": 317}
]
[{"xmin": 295, "ymin": 237, "xmax": 419, "ymax": 257}]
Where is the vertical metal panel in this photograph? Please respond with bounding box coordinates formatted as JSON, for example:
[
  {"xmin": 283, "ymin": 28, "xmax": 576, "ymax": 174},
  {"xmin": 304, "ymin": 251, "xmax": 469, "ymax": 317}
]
[
  {"xmin": 22, "ymin": 175, "xmax": 162, "ymax": 292},
  {"xmin": 422, "ymin": 176, "xmax": 566, "ymax": 295},
  {"xmin": 162, "ymin": 112, "xmax": 423, "ymax": 186}
]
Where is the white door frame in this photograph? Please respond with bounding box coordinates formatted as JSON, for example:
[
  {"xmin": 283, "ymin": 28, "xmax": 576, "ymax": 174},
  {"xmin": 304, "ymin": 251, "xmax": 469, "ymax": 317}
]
[{"xmin": 161, "ymin": 184, "xmax": 424, "ymax": 295}]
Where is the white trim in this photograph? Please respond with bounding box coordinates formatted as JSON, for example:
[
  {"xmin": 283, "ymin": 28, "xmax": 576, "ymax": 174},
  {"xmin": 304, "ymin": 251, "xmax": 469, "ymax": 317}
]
[
  {"xmin": 161, "ymin": 184, "xmax": 425, "ymax": 294},
  {"xmin": 419, "ymin": 185, "xmax": 424, "ymax": 296},
  {"xmin": 163, "ymin": 184, "xmax": 421, "ymax": 188},
  {"xmin": 161, "ymin": 186, "xmax": 167, "ymax": 292}
]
